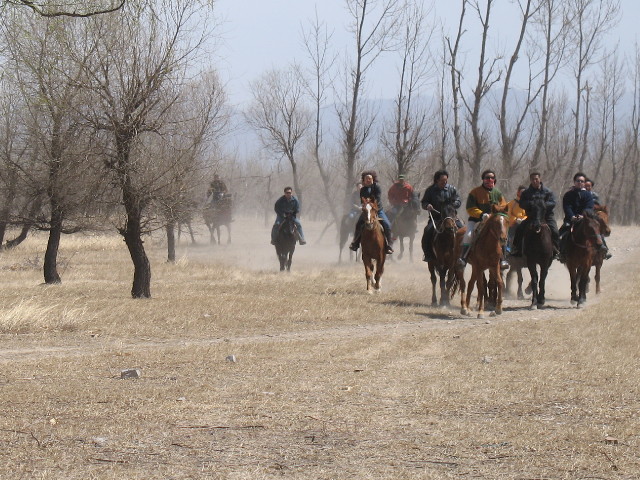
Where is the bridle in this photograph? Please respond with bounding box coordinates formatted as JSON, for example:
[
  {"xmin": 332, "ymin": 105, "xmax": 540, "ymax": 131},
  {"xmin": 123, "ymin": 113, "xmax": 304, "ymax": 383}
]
[{"xmin": 429, "ymin": 208, "xmax": 457, "ymax": 235}]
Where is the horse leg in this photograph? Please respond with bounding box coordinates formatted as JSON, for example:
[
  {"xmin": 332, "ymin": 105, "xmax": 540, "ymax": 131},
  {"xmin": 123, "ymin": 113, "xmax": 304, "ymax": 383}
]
[
  {"xmin": 374, "ymin": 257, "xmax": 384, "ymax": 291},
  {"xmin": 494, "ymin": 269, "xmax": 504, "ymax": 315},
  {"xmin": 429, "ymin": 264, "xmax": 438, "ymax": 306},
  {"xmin": 594, "ymin": 263, "xmax": 601, "ymax": 294},
  {"xmin": 363, "ymin": 256, "xmax": 373, "ymax": 292},
  {"xmin": 577, "ymin": 267, "xmax": 589, "ymax": 308},
  {"xmin": 475, "ymin": 269, "xmax": 485, "ymax": 319},
  {"xmin": 569, "ymin": 267, "xmax": 579, "ymax": 305},
  {"xmin": 528, "ymin": 264, "xmax": 539, "ymax": 309},
  {"xmin": 517, "ymin": 269, "xmax": 525, "ymax": 300},
  {"xmin": 287, "ymin": 251, "xmax": 293, "ymax": 271},
  {"xmin": 438, "ymin": 268, "xmax": 449, "ymax": 307},
  {"xmin": 462, "ymin": 269, "xmax": 476, "ymax": 316},
  {"xmin": 538, "ymin": 265, "xmax": 549, "ymax": 306},
  {"xmin": 398, "ymin": 237, "xmax": 404, "ymax": 261},
  {"xmin": 226, "ymin": 225, "xmax": 231, "ymax": 244}
]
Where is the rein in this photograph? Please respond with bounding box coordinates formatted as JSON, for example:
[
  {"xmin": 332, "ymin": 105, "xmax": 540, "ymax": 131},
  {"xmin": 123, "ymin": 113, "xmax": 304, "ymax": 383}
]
[{"xmin": 429, "ymin": 209, "xmax": 457, "ymax": 234}]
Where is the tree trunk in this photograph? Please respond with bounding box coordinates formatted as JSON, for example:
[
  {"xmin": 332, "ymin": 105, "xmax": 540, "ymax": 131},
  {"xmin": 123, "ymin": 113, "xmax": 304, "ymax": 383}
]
[
  {"xmin": 43, "ymin": 205, "xmax": 63, "ymax": 284},
  {"xmin": 123, "ymin": 212, "xmax": 151, "ymax": 298},
  {"xmin": 166, "ymin": 221, "xmax": 176, "ymax": 263}
]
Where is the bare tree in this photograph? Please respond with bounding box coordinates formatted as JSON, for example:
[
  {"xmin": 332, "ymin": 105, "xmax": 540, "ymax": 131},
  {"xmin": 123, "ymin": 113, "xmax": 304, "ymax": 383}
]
[
  {"xmin": 530, "ymin": 0, "xmax": 571, "ymax": 171},
  {"xmin": 81, "ymin": 0, "xmax": 214, "ymax": 297},
  {"xmin": 337, "ymin": 0, "xmax": 403, "ymax": 203},
  {"xmin": 5, "ymin": 0, "xmax": 125, "ymax": 17},
  {"xmin": 245, "ymin": 65, "xmax": 312, "ymax": 205},
  {"xmin": 565, "ymin": 0, "xmax": 620, "ymax": 178},
  {"xmin": 1, "ymin": 12, "xmax": 104, "ymax": 283},
  {"xmin": 302, "ymin": 11, "xmax": 342, "ymax": 224},
  {"xmin": 381, "ymin": 1, "xmax": 433, "ymax": 178}
]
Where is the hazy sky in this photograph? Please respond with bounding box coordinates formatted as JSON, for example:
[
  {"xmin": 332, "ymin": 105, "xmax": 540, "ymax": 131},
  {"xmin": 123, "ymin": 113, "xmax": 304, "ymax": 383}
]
[{"xmin": 214, "ymin": 0, "xmax": 639, "ymax": 106}]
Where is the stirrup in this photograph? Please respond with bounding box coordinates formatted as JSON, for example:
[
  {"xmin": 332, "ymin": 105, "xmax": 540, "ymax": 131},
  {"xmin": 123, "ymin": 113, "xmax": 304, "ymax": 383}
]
[
  {"xmin": 299, "ymin": 239, "xmax": 307, "ymax": 245},
  {"xmin": 456, "ymin": 257, "xmax": 467, "ymax": 268},
  {"xmin": 384, "ymin": 246, "xmax": 394, "ymax": 254},
  {"xmin": 349, "ymin": 242, "xmax": 359, "ymax": 252},
  {"xmin": 500, "ymin": 260, "xmax": 510, "ymax": 270}
]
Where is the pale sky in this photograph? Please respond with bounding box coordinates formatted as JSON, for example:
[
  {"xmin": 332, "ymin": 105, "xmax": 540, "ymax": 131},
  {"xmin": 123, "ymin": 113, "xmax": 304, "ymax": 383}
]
[{"xmin": 214, "ymin": 0, "xmax": 639, "ymax": 108}]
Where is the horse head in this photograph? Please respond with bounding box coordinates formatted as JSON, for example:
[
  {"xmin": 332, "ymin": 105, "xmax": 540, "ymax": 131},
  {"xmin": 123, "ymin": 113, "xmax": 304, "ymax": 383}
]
[
  {"xmin": 439, "ymin": 204, "xmax": 458, "ymax": 234},
  {"xmin": 490, "ymin": 204, "xmax": 509, "ymax": 245},
  {"xmin": 573, "ymin": 211, "xmax": 603, "ymax": 248},
  {"xmin": 594, "ymin": 205, "xmax": 611, "ymax": 237},
  {"xmin": 361, "ymin": 198, "xmax": 380, "ymax": 230},
  {"xmin": 528, "ymin": 197, "xmax": 547, "ymax": 233}
]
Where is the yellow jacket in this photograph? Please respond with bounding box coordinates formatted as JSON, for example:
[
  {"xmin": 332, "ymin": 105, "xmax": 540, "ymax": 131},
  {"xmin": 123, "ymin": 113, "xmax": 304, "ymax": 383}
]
[{"xmin": 506, "ymin": 199, "xmax": 527, "ymax": 227}]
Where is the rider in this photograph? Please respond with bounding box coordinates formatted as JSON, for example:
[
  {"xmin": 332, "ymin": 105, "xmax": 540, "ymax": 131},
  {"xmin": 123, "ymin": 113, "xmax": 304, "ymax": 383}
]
[
  {"xmin": 509, "ymin": 172, "xmax": 560, "ymax": 259},
  {"xmin": 584, "ymin": 177, "xmax": 612, "ymax": 259},
  {"xmin": 271, "ymin": 186, "xmax": 306, "ymax": 246},
  {"xmin": 349, "ymin": 171, "xmax": 394, "ymax": 255},
  {"xmin": 387, "ymin": 174, "xmax": 414, "ymax": 223},
  {"xmin": 558, "ymin": 172, "xmax": 605, "ymax": 261},
  {"xmin": 207, "ymin": 173, "xmax": 228, "ymax": 203},
  {"xmin": 420, "ymin": 169, "xmax": 462, "ymax": 263},
  {"xmin": 506, "ymin": 185, "xmax": 527, "ymax": 252},
  {"xmin": 457, "ymin": 169, "xmax": 509, "ymax": 270}
]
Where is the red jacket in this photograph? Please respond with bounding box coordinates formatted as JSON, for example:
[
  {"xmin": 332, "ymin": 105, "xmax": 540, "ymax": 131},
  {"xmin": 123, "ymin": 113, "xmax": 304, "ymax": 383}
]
[{"xmin": 388, "ymin": 181, "xmax": 414, "ymax": 206}]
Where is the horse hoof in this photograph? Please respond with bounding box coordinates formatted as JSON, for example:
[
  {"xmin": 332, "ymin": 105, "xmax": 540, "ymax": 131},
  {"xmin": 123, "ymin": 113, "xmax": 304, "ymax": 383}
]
[
  {"xmin": 517, "ymin": 294, "xmax": 525, "ymax": 300},
  {"xmin": 477, "ymin": 313, "xmax": 484, "ymax": 319},
  {"xmin": 489, "ymin": 311, "xmax": 497, "ymax": 317},
  {"xmin": 461, "ymin": 308, "xmax": 468, "ymax": 316},
  {"xmin": 530, "ymin": 304, "xmax": 537, "ymax": 310}
]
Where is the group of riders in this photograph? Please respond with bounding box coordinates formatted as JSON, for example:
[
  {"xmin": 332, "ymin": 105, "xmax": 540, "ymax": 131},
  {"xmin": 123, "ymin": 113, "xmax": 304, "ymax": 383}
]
[{"xmin": 226, "ymin": 167, "xmax": 611, "ymax": 269}]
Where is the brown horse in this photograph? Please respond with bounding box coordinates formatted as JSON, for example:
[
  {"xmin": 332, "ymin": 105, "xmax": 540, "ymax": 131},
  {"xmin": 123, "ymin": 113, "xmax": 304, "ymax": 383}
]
[
  {"xmin": 391, "ymin": 195, "xmax": 420, "ymax": 261},
  {"xmin": 360, "ymin": 199, "xmax": 386, "ymax": 293},
  {"xmin": 426, "ymin": 204, "xmax": 461, "ymax": 306},
  {"xmin": 203, "ymin": 194, "xmax": 232, "ymax": 244},
  {"xmin": 591, "ymin": 205, "xmax": 611, "ymax": 295},
  {"xmin": 461, "ymin": 205, "xmax": 509, "ymax": 318},
  {"xmin": 565, "ymin": 211, "xmax": 603, "ymax": 308}
]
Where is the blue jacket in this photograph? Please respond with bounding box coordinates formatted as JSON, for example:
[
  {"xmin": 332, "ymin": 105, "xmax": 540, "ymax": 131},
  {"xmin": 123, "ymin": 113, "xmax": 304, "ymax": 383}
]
[
  {"xmin": 360, "ymin": 183, "xmax": 385, "ymax": 210},
  {"xmin": 274, "ymin": 195, "xmax": 300, "ymax": 217},
  {"xmin": 562, "ymin": 187, "xmax": 594, "ymax": 223}
]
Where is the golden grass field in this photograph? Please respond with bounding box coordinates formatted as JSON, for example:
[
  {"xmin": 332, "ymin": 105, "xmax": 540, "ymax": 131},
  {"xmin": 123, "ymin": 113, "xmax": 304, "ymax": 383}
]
[{"xmin": 0, "ymin": 217, "xmax": 638, "ymax": 479}]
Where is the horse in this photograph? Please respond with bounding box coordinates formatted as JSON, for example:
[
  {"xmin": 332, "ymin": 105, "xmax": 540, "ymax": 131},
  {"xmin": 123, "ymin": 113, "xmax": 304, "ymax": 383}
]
[
  {"xmin": 360, "ymin": 198, "xmax": 386, "ymax": 293},
  {"xmin": 591, "ymin": 205, "xmax": 612, "ymax": 295},
  {"xmin": 521, "ymin": 197, "xmax": 554, "ymax": 309},
  {"xmin": 202, "ymin": 193, "xmax": 232, "ymax": 244},
  {"xmin": 564, "ymin": 211, "xmax": 603, "ymax": 308},
  {"xmin": 274, "ymin": 213, "xmax": 297, "ymax": 271},
  {"xmin": 338, "ymin": 211, "xmax": 359, "ymax": 263},
  {"xmin": 425, "ymin": 204, "xmax": 461, "ymax": 307},
  {"xmin": 461, "ymin": 204, "xmax": 509, "ymax": 318},
  {"xmin": 390, "ymin": 195, "xmax": 420, "ymax": 261},
  {"xmin": 505, "ymin": 253, "xmax": 528, "ymax": 300}
]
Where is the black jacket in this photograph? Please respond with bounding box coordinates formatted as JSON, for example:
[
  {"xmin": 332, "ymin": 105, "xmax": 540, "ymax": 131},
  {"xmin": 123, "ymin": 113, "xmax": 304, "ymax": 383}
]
[
  {"xmin": 420, "ymin": 183, "xmax": 461, "ymax": 222},
  {"xmin": 519, "ymin": 184, "xmax": 556, "ymax": 218}
]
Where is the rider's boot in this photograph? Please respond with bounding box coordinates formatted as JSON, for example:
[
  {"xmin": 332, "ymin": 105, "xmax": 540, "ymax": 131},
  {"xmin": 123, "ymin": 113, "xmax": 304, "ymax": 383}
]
[
  {"xmin": 500, "ymin": 246, "xmax": 510, "ymax": 270},
  {"xmin": 384, "ymin": 228, "xmax": 394, "ymax": 255},
  {"xmin": 457, "ymin": 244, "xmax": 471, "ymax": 269},
  {"xmin": 599, "ymin": 235, "xmax": 612, "ymax": 259},
  {"xmin": 349, "ymin": 232, "xmax": 361, "ymax": 252}
]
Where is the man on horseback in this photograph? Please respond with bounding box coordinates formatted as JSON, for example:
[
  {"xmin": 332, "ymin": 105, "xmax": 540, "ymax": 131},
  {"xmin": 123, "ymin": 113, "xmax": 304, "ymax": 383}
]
[
  {"xmin": 558, "ymin": 172, "xmax": 609, "ymax": 261},
  {"xmin": 420, "ymin": 169, "xmax": 462, "ymax": 263},
  {"xmin": 457, "ymin": 169, "xmax": 510, "ymax": 270},
  {"xmin": 387, "ymin": 174, "xmax": 414, "ymax": 223},
  {"xmin": 271, "ymin": 187, "xmax": 306, "ymax": 246},
  {"xmin": 350, "ymin": 171, "xmax": 394, "ymax": 255},
  {"xmin": 207, "ymin": 173, "xmax": 228, "ymax": 204},
  {"xmin": 510, "ymin": 172, "xmax": 560, "ymax": 259},
  {"xmin": 506, "ymin": 185, "xmax": 527, "ymax": 250}
]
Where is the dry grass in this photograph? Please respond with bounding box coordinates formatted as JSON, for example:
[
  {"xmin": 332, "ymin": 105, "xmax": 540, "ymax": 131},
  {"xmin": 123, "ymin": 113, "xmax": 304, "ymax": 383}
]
[{"xmin": 0, "ymin": 219, "xmax": 638, "ymax": 479}]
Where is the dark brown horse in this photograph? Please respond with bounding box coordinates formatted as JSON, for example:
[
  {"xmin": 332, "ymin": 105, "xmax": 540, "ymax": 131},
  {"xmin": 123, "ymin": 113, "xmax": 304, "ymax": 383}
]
[
  {"xmin": 522, "ymin": 197, "xmax": 554, "ymax": 309},
  {"xmin": 274, "ymin": 213, "xmax": 297, "ymax": 271},
  {"xmin": 360, "ymin": 199, "xmax": 386, "ymax": 293},
  {"xmin": 565, "ymin": 211, "xmax": 603, "ymax": 308},
  {"xmin": 391, "ymin": 197, "xmax": 419, "ymax": 261},
  {"xmin": 461, "ymin": 205, "xmax": 509, "ymax": 318},
  {"xmin": 203, "ymin": 194, "xmax": 232, "ymax": 244},
  {"xmin": 338, "ymin": 212, "xmax": 359, "ymax": 263},
  {"xmin": 591, "ymin": 205, "xmax": 612, "ymax": 294},
  {"xmin": 425, "ymin": 204, "xmax": 460, "ymax": 306}
]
